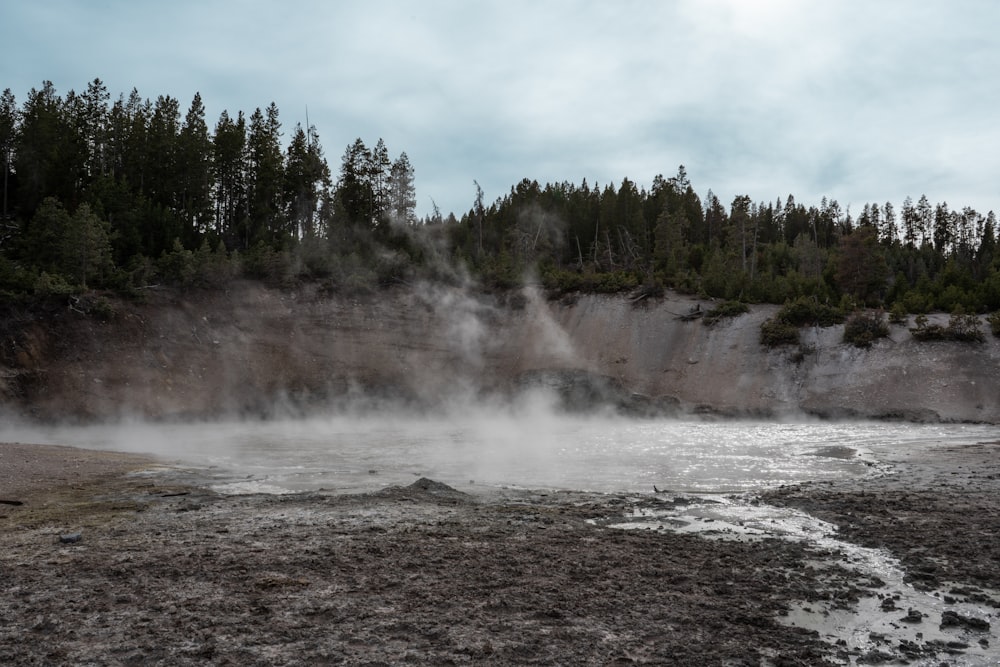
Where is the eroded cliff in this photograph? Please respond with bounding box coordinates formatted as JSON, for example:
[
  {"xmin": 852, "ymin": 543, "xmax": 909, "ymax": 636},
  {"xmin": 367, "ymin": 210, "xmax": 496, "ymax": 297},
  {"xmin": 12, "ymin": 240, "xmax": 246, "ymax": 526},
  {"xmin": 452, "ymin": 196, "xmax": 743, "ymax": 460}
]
[{"xmin": 2, "ymin": 281, "xmax": 997, "ymax": 422}]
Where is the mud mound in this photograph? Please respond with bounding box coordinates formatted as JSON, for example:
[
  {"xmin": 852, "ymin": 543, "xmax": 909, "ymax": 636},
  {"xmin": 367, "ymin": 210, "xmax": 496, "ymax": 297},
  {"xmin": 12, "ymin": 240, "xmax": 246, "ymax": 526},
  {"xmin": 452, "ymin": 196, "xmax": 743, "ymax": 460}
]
[
  {"xmin": 407, "ymin": 477, "xmax": 467, "ymax": 496},
  {"xmin": 366, "ymin": 477, "xmax": 471, "ymax": 504}
]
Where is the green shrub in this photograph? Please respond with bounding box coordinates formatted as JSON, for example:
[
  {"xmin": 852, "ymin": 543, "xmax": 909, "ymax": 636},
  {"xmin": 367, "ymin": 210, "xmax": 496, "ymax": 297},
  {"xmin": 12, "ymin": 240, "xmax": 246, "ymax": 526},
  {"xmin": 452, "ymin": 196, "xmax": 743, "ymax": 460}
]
[
  {"xmin": 703, "ymin": 300, "xmax": 749, "ymax": 326},
  {"xmin": 33, "ymin": 271, "xmax": 76, "ymax": 297},
  {"xmin": 542, "ymin": 268, "xmax": 584, "ymax": 294},
  {"xmin": 900, "ymin": 291, "xmax": 931, "ymax": 314},
  {"xmin": 0, "ymin": 255, "xmax": 34, "ymax": 295},
  {"xmin": 85, "ymin": 295, "xmax": 119, "ymax": 321},
  {"xmin": 888, "ymin": 302, "xmax": 908, "ymax": 325},
  {"xmin": 242, "ymin": 241, "xmax": 294, "ymax": 285},
  {"xmin": 776, "ymin": 296, "xmax": 845, "ymax": 328},
  {"xmin": 946, "ymin": 311, "xmax": 984, "ymax": 342},
  {"xmin": 910, "ymin": 314, "xmax": 946, "ymax": 341},
  {"xmin": 910, "ymin": 311, "xmax": 984, "ymax": 343},
  {"xmin": 843, "ymin": 310, "xmax": 889, "ymax": 348},
  {"xmin": 760, "ymin": 317, "xmax": 800, "ymax": 347},
  {"xmin": 988, "ymin": 311, "xmax": 1000, "ymax": 337},
  {"xmin": 593, "ymin": 270, "xmax": 640, "ymax": 294}
]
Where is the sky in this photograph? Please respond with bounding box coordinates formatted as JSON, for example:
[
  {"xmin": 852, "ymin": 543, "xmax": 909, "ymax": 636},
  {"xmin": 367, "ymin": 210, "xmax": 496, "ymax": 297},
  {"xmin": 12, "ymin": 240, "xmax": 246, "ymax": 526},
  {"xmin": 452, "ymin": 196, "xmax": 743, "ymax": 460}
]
[{"xmin": 3, "ymin": 0, "xmax": 999, "ymax": 219}]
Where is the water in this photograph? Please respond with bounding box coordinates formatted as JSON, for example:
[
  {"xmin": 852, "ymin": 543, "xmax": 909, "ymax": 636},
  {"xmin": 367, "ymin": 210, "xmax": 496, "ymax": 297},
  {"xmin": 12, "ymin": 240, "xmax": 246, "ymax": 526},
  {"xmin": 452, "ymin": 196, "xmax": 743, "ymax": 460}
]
[{"xmin": 0, "ymin": 414, "xmax": 993, "ymax": 495}]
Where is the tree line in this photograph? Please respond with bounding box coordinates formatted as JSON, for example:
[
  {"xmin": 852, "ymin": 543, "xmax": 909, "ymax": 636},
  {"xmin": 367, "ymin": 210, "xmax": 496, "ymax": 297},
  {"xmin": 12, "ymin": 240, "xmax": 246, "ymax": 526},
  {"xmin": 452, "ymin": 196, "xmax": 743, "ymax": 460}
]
[
  {"xmin": 1, "ymin": 78, "xmax": 999, "ymax": 317},
  {"xmin": 468, "ymin": 170, "xmax": 999, "ymax": 315},
  {"xmin": 0, "ymin": 79, "xmax": 418, "ymax": 292}
]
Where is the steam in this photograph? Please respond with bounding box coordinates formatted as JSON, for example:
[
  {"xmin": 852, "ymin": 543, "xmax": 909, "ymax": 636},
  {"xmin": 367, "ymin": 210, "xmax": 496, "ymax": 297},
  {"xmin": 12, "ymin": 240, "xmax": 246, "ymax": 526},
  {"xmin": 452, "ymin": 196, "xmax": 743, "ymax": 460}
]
[
  {"xmin": 0, "ymin": 200, "xmax": 639, "ymax": 493},
  {"xmin": 419, "ymin": 282, "xmax": 495, "ymax": 371},
  {"xmin": 519, "ymin": 284, "xmax": 581, "ymax": 368},
  {"xmin": 2, "ymin": 411, "xmax": 988, "ymax": 496}
]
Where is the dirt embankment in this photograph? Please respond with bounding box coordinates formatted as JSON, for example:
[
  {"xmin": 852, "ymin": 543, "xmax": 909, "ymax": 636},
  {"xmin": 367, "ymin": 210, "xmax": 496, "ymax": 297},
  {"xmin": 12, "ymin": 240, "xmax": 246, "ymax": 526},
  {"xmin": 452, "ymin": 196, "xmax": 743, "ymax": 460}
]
[{"xmin": 1, "ymin": 281, "xmax": 998, "ymax": 422}]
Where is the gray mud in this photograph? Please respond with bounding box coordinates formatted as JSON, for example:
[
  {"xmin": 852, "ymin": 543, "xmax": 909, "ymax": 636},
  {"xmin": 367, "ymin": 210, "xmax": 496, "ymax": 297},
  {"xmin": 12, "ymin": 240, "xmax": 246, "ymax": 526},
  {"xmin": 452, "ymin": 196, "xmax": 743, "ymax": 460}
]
[{"xmin": 1, "ymin": 440, "xmax": 999, "ymax": 665}]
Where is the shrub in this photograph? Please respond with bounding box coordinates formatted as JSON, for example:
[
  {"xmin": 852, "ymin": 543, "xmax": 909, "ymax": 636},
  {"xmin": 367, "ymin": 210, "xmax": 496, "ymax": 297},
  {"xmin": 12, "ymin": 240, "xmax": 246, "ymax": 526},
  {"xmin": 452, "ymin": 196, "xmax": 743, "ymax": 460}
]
[
  {"xmin": 946, "ymin": 311, "xmax": 984, "ymax": 342},
  {"xmin": 703, "ymin": 300, "xmax": 749, "ymax": 326},
  {"xmin": 910, "ymin": 311, "xmax": 984, "ymax": 343},
  {"xmin": 888, "ymin": 302, "xmax": 908, "ymax": 325},
  {"xmin": 593, "ymin": 270, "xmax": 640, "ymax": 294},
  {"xmin": 0, "ymin": 255, "xmax": 34, "ymax": 295},
  {"xmin": 541, "ymin": 268, "xmax": 584, "ymax": 294},
  {"xmin": 635, "ymin": 279, "xmax": 664, "ymax": 300},
  {"xmin": 242, "ymin": 241, "xmax": 294, "ymax": 286},
  {"xmin": 157, "ymin": 239, "xmax": 196, "ymax": 287},
  {"xmin": 33, "ymin": 271, "xmax": 76, "ymax": 297},
  {"xmin": 988, "ymin": 311, "xmax": 1000, "ymax": 337},
  {"xmin": 85, "ymin": 295, "xmax": 119, "ymax": 321},
  {"xmin": 760, "ymin": 297, "xmax": 844, "ymax": 347},
  {"xmin": 909, "ymin": 314, "xmax": 946, "ymax": 341},
  {"xmin": 843, "ymin": 310, "xmax": 889, "ymax": 348},
  {"xmin": 776, "ymin": 296, "xmax": 845, "ymax": 328},
  {"xmin": 760, "ymin": 317, "xmax": 800, "ymax": 347}
]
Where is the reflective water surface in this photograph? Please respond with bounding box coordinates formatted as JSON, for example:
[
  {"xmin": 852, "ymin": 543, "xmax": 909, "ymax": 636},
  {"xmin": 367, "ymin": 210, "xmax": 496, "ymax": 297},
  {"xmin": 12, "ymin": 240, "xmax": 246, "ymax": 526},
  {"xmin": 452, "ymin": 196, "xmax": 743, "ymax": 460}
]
[{"xmin": 2, "ymin": 415, "xmax": 994, "ymax": 495}]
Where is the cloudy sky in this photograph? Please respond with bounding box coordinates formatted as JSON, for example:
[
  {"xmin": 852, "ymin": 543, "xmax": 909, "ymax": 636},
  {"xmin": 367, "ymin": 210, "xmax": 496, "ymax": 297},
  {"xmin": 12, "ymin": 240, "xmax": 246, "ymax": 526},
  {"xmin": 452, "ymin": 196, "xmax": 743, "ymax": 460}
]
[{"xmin": 3, "ymin": 0, "xmax": 998, "ymax": 219}]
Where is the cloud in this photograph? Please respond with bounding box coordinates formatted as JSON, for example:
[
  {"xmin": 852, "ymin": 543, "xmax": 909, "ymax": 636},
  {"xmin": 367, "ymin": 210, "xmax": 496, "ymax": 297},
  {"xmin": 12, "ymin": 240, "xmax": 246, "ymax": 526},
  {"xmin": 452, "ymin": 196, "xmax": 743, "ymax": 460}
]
[{"xmin": 3, "ymin": 0, "xmax": 999, "ymax": 218}]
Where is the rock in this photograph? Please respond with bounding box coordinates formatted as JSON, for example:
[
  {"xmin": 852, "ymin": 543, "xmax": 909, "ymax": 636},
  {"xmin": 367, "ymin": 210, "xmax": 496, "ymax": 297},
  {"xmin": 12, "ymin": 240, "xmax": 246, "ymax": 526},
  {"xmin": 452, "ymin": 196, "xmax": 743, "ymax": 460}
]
[
  {"xmin": 940, "ymin": 610, "xmax": 991, "ymax": 631},
  {"xmin": 900, "ymin": 608, "xmax": 922, "ymax": 623},
  {"xmin": 58, "ymin": 533, "xmax": 82, "ymax": 544},
  {"xmin": 857, "ymin": 648, "xmax": 894, "ymax": 664}
]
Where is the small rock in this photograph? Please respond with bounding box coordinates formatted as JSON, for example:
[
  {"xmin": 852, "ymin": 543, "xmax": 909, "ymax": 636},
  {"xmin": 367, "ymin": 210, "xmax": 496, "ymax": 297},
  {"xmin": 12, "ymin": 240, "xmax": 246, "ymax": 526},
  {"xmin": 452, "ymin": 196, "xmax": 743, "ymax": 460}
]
[
  {"xmin": 59, "ymin": 533, "xmax": 82, "ymax": 544},
  {"xmin": 900, "ymin": 608, "xmax": 923, "ymax": 623}
]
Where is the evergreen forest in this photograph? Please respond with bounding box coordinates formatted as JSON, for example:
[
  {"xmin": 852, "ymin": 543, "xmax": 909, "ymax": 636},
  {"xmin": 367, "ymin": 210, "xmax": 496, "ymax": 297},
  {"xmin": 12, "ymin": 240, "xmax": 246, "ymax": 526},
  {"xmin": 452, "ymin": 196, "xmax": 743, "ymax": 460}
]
[{"xmin": 2, "ymin": 80, "xmax": 999, "ymax": 320}]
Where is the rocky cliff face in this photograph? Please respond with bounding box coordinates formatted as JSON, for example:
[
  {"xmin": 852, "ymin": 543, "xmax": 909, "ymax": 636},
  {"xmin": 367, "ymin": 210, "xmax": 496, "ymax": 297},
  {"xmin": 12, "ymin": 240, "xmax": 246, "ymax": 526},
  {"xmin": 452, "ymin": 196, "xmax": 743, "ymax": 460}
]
[
  {"xmin": 539, "ymin": 293, "xmax": 999, "ymax": 422},
  {"xmin": 2, "ymin": 282, "xmax": 998, "ymax": 422}
]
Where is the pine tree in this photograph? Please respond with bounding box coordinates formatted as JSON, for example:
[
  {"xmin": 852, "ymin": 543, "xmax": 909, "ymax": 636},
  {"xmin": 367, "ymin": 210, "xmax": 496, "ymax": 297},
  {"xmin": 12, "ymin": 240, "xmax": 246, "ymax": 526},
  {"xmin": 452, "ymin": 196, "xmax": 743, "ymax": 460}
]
[
  {"xmin": 283, "ymin": 123, "xmax": 330, "ymax": 240},
  {"xmin": 177, "ymin": 93, "xmax": 213, "ymax": 237},
  {"xmin": 79, "ymin": 78, "xmax": 110, "ymax": 180},
  {"xmin": 22, "ymin": 196, "xmax": 70, "ymax": 273},
  {"xmin": 145, "ymin": 95, "xmax": 181, "ymax": 209},
  {"xmin": 0, "ymin": 88, "xmax": 16, "ymax": 220},
  {"xmin": 336, "ymin": 138, "xmax": 372, "ymax": 227},
  {"xmin": 916, "ymin": 195, "xmax": 933, "ymax": 247},
  {"xmin": 369, "ymin": 138, "xmax": 391, "ymax": 227},
  {"xmin": 388, "ymin": 151, "xmax": 417, "ymax": 225},
  {"xmin": 15, "ymin": 82, "xmax": 77, "ymax": 215},
  {"xmin": 933, "ymin": 201, "xmax": 952, "ymax": 254},
  {"xmin": 212, "ymin": 110, "xmax": 248, "ymax": 244},
  {"xmin": 60, "ymin": 202, "xmax": 112, "ymax": 287},
  {"xmin": 901, "ymin": 196, "xmax": 918, "ymax": 248},
  {"xmin": 836, "ymin": 226, "xmax": 887, "ymax": 305},
  {"xmin": 702, "ymin": 190, "xmax": 727, "ymax": 247},
  {"xmin": 653, "ymin": 209, "xmax": 689, "ymax": 280},
  {"xmin": 882, "ymin": 201, "xmax": 897, "ymax": 245},
  {"xmin": 246, "ymin": 103, "xmax": 284, "ymax": 248}
]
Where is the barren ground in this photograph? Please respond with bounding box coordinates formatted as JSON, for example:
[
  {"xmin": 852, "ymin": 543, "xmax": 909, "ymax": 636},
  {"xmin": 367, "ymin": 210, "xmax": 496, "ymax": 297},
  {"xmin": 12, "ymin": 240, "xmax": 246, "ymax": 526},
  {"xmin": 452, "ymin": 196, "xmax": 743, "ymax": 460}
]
[{"xmin": 1, "ymin": 440, "xmax": 999, "ymax": 665}]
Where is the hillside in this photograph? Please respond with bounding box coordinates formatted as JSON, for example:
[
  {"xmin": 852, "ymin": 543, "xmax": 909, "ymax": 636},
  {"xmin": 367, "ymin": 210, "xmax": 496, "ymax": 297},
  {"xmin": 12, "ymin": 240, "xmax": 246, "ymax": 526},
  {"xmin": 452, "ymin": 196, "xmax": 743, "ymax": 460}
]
[{"xmin": 2, "ymin": 282, "xmax": 998, "ymax": 422}]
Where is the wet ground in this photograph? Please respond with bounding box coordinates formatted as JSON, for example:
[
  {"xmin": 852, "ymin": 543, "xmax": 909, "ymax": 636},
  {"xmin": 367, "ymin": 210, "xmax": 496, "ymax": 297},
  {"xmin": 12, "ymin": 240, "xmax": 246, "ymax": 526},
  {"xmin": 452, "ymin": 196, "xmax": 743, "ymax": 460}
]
[
  {"xmin": 0, "ymin": 440, "xmax": 998, "ymax": 665},
  {"xmin": 763, "ymin": 439, "xmax": 1000, "ymax": 665}
]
